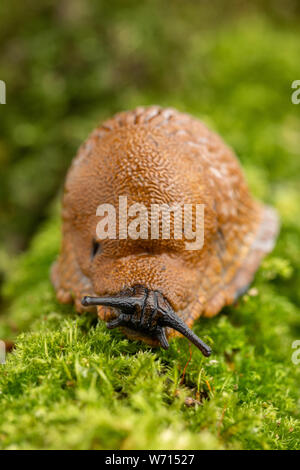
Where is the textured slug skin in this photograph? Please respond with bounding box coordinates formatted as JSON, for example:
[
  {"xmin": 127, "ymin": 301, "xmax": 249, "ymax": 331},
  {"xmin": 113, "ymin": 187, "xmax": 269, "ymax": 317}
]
[{"xmin": 51, "ymin": 106, "xmax": 279, "ymax": 346}]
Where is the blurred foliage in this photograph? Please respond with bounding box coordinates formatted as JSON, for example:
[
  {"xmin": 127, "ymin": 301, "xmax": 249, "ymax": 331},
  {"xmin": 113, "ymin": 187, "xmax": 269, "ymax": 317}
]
[
  {"xmin": 0, "ymin": 0, "xmax": 300, "ymax": 450},
  {"xmin": 0, "ymin": 0, "xmax": 300, "ymax": 253}
]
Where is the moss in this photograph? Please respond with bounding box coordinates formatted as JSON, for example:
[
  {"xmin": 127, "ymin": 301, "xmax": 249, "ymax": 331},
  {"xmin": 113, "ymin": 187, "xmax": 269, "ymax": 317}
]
[
  {"xmin": 0, "ymin": 202, "xmax": 299, "ymax": 450},
  {"xmin": 0, "ymin": 3, "xmax": 300, "ymax": 450}
]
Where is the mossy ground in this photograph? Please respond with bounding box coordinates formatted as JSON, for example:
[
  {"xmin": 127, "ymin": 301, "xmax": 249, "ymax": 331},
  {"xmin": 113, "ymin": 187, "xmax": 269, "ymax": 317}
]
[
  {"xmin": 0, "ymin": 2, "xmax": 300, "ymax": 450},
  {"xmin": 0, "ymin": 210, "xmax": 299, "ymax": 450}
]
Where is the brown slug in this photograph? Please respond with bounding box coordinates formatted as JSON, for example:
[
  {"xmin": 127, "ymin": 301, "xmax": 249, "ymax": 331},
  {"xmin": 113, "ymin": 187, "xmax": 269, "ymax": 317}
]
[{"xmin": 51, "ymin": 106, "xmax": 279, "ymax": 356}]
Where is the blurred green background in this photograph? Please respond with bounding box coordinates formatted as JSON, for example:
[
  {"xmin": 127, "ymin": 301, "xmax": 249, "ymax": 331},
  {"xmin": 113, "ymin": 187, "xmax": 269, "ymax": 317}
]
[
  {"xmin": 0, "ymin": 0, "xmax": 300, "ymax": 450},
  {"xmin": 1, "ymin": 0, "xmax": 299, "ymax": 301},
  {"xmin": 0, "ymin": 0, "xmax": 299, "ymax": 253}
]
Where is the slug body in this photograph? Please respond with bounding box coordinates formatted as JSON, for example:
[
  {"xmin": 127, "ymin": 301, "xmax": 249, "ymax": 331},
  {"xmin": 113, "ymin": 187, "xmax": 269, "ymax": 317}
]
[{"xmin": 51, "ymin": 106, "xmax": 278, "ymax": 354}]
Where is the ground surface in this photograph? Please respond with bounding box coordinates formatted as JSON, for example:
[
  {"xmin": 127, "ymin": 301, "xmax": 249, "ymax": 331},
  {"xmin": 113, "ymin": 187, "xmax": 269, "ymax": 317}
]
[{"xmin": 0, "ymin": 2, "xmax": 300, "ymax": 450}]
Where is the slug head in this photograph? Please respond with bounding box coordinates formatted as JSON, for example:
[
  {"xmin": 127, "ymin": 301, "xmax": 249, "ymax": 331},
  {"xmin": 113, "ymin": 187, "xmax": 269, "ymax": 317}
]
[{"xmin": 81, "ymin": 286, "xmax": 211, "ymax": 356}]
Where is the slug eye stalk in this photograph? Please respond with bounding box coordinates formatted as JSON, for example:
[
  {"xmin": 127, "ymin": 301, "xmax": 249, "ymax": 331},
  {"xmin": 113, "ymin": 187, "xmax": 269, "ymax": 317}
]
[{"xmin": 82, "ymin": 287, "xmax": 211, "ymax": 357}]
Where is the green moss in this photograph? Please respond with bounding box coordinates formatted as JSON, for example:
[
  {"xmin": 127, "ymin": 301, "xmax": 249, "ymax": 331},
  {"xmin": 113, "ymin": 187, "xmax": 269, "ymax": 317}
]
[
  {"xmin": 0, "ymin": 3, "xmax": 300, "ymax": 450},
  {"xmin": 0, "ymin": 205, "xmax": 299, "ymax": 449}
]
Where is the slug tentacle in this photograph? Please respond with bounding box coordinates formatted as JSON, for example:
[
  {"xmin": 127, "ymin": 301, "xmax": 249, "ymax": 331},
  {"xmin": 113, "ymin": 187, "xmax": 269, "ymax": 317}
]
[
  {"xmin": 159, "ymin": 312, "xmax": 212, "ymax": 357},
  {"xmin": 106, "ymin": 315, "xmax": 127, "ymax": 329},
  {"xmin": 155, "ymin": 327, "xmax": 169, "ymax": 350}
]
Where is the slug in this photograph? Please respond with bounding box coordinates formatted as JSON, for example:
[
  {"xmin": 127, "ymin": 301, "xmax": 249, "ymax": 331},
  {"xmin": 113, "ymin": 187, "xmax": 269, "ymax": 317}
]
[{"xmin": 51, "ymin": 106, "xmax": 279, "ymax": 356}]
